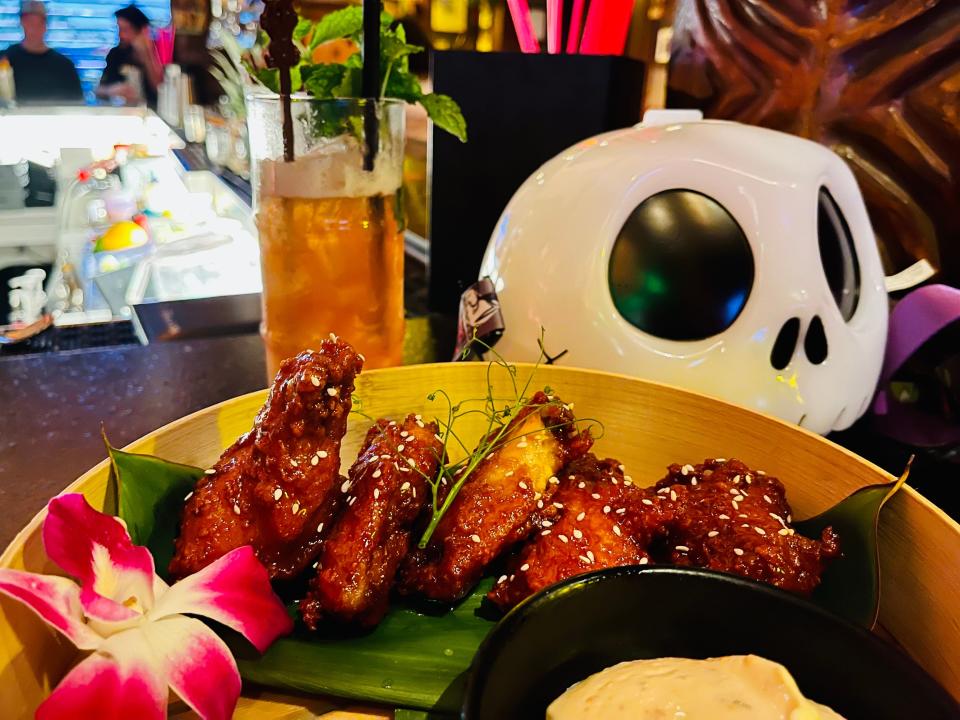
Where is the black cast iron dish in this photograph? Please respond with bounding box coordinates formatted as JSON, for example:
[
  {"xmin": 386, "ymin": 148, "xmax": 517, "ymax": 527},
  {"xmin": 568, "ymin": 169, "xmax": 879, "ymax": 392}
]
[{"xmin": 462, "ymin": 567, "xmax": 959, "ymax": 720}]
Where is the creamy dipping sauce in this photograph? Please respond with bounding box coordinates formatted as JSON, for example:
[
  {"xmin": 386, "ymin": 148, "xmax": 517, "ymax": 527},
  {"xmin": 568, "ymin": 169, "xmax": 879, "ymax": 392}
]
[{"xmin": 547, "ymin": 655, "xmax": 845, "ymax": 720}]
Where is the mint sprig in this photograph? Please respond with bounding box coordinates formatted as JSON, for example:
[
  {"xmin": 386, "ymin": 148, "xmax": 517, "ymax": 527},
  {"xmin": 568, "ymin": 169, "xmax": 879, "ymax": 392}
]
[{"xmin": 286, "ymin": 7, "xmax": 467, "ymax": 143}]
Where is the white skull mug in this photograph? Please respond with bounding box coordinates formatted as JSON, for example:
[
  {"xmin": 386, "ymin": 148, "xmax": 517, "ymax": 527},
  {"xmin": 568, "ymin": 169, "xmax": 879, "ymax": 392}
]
[{"xmin": 477, "ymin": 114, "xmax": 888, "ymax": 435}]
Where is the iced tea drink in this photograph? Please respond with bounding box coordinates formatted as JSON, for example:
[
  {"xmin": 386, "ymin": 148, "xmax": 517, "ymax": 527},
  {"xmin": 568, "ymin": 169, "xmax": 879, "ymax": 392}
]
[{"xmin": 247, "ymin": 95, "xmax": 406, "ymax": 378}]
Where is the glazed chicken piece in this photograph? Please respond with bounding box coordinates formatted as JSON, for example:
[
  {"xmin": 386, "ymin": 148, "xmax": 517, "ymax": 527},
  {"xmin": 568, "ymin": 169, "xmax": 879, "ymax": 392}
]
[
  {"xmin": 488, "ymin": 454, "xmax": 661, "ymax": 610},
  {"xmin": 300, "ymin": 414, "xmax": 444, "ymax": 628},
  {"xmin": 169, "ymin": 339, "xmax": 364, "ymax": 580},
  {"xmin": 399, "ymin": 392, "xmax": 593, "ymax": 602},
  {"xmin": 648, "ymin": 458, "xmax": 840, "ymax": 595}
]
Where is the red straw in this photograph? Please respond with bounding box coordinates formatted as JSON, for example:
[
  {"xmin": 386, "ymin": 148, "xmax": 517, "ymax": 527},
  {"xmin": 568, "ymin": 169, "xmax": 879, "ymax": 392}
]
[
  {"xmin": 546, "ymin": 0, "xmax": 562, "ymax": 54},
  {"xmin": 579, "ymin": 0, "xmax": 635, "ymax": 55},
  {"xmin": 506, "ymin": 0, "xmax": 541, "ymax": 53},
  {"xmin": 565, "ymin": 0, "xmax": 586, "ymax": 53}
]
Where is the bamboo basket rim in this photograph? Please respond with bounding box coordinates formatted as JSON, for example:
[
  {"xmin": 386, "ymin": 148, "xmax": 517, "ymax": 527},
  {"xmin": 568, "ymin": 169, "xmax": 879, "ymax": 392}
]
[{"xmin": 6, "ymin": 361, "xmax": 956, "ymax": 570}]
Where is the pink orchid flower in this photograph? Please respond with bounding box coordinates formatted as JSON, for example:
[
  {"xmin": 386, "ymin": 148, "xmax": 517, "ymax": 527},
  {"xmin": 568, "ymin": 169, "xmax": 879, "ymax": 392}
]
[{"xmin": 0, "ymin": 493, "xmax": 293, "ymax": 720}]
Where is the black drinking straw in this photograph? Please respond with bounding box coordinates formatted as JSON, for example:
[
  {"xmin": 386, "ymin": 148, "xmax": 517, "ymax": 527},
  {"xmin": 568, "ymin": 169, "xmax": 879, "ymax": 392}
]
[{"xmin": 361, "ymin": 0, "xmax": 380, "ymax": 171}]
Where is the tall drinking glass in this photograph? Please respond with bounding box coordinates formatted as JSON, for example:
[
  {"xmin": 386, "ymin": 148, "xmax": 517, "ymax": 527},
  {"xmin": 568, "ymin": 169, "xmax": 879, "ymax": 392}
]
[{"xmin": 247, "ymin": 94, "xmax": 406, "ymax": 378}]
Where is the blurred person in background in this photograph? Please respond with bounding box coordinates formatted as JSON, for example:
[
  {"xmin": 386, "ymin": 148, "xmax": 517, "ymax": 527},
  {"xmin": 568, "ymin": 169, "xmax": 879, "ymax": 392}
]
[
  {"xmin": 96, "ymin": 5, "xmax": 162, "ymax": 108},
  {"xmin": 0, "ymin": 0, "xmax": 83, "ymax": 104}
]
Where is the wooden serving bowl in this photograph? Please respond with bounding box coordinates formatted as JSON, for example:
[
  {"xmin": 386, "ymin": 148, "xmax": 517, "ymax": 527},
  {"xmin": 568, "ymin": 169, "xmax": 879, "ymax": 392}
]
[{"xmin": 2, "ymin": 363, "xmax": 959, "ymax": 718}]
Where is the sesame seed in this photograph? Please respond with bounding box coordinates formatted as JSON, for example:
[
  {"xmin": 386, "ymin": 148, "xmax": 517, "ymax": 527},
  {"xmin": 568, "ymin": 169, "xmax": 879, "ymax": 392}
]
[
  {"xmin": 517, "ymin": 441, "xmax": 528, "ymax": 448},
  {"xmin": 233, "ymin": 503, "xmax": 241, "ymax": 515},
  {"xmin": 184, "ymin": 491, "xmax": 194, "ymax": 501},
  {"xmin": 519, "ymin": 481, "xmax": 528, "ymax": 490},
  {"xmin": 576, "ymin": 511, "xmax": 586, "ymax": 521},
  {"xmin": 311, "ymin": 455, "xmax": 319, "ymax": 466},
  {"xmin": 732, "ymin": 500, "xmax": 740, "ymax": 510},
  {"xmin": 505, "ymin": 471, "xmax": 514, "ymax": 478},
  {"xmin": 559, "ymin": 534, "xmax": 569, "ymax": 543},
  {"xmin": 591, "ymin": 493, "xmax": 601, "ymax": 500},
  {"xmin": 716, "ymin": 458, "xmax": 727, "ymax": 462},
  {"xmin": 401, "ymin": 482, "xmax": 411, "ymax": 491},
  {"xmin": 618, "ymin": 464, "xmax": 625, "ymax": 471},
  {"xmin": 329, "ymin": 332, "xmax": 338, "ymax": 341},
  {"xmin": 603, "ymin": 505, "xmax": 611, "ymax": 513},
  {"xmin": 311, "ymin": 376, "xmax": 320, "ymax": 387},
  {"xmin": 407, "ymin": 458, "xmax": 416, "ymax": 467},
  {"xmin": 341, "ymin": 480, "xmax": 351, "ymax": 493},
  {"xmin": 292, "ymin": 502, "xmax": 300, "ymax": 514},
  {"xmin": 708, "ymin": 531, "xmax": 719, "ymax": 537},
  {"xmin": 681, "ymin": 464, "xmax": 694, "ymax": 476},
  {"xmin": 317, "ymin": 522, "xmax": 324, "ymax": 533},
  {"xmin": 734, "ymin": 548, "xmax": 744, "ymax": 556},
  {"xmin": 718, "ymin": 514, "xmax": 730, "ymax": 520},
  {"xmin": 611, "ymin": 478, "xmax": 619, "ymax": 485},
  {"xmin": 397, "ymin": 444, "xmax": 405, "ymax": 453},
  {"xmin": 568, "ymin": 475, "xmax": 576, "ymax": 481},
  {"xmin": 374, "ymin": 488, "xmax": 380, "ymax": 500},
  {"xmin": 573, "ymin": 529, "xmax": 583, "ymax": 539},
  {"xmin": 613, "ymin": 525, "xmax": 622, "ymax": 537},
  {"xmin": 471, "ymin": 534, "xmax": 481, "ymax": 543},
  {"xmin": 639, "ymin": 557, "xmax": 649, "ymax": 565},
  {"xmin": 690, "ymin": 479, "xmax": 698, "ymax": 486},
  {"xmin": 641, "ymin": 498, "xmax": 654, "ymax": 506},
  {"xmin": 769, "ymin": 513, "xmax": 786, "ymax": 525},
  {"xmin": 549, "ymin": 476, "xmax": 559, "ymax": 485},
  {"xmin": 205, "ymin": 468, "xmax": 216, "ymax": 475},
  {"xmin": 624, "ymin": 474, "xmax": 633, "ymax": 483},
  {"xmin": 349, "ymin": 497, "xmax": 357, "ymax": 506},
  {"xmin": 372, "ymin": 469, "xmax": 382, "ymax": 479},
  {"xmin": 416, "ymin": 420, "xmax": 425, "ymax": 428},
  {"xmin": 763, "ymin": 495, "xmax": 772, "ymax": 504},
  {"xmin": 670, "ymin": 490, "xmax": 678, "ymax": 502},
  {"xmin": 734, "ymin": 495, "xmax": 744, "ymax": 502},
  {"xmin": 291, "ymin": 459, "xmax": 299, "ymax": 467},
  {"xmin": 273, "ymin": 488, "xmax": 282, "ymax": 501},
  {"xmin": 745, "ymin": 475, "xmax": 753, "ymax": 484},
  {"xmin": 616, "ymin": 508, "xmax": 626, "ymax": 515},
  {"xmin": 435, "ymin": 434, "xmax": 443, "ymax": 441},
  {"xmin": 554, "ymin": 502, "xmax": 564, "ymax": 509},
  {"xmin": 754, "ymin": 527, "xmax": 767, "ymax": 535},
  {"xmin": 733, "ymin": 475, "xmax": 741, "ymax": 484},
  {"xmin": 738, "ymin": 513, "xmax": 749, "ymax": 519},
  {"xmin": 757, "ymin": 470, "xmax": 766, "ymax": 476},
  {"xmin": 586, "ymin": 550, "xmax": 595, "ymax": 562},
  {"xmin": 520, "ymin": 563, "xmax": 530, "ymax": 571},
  {"xmin": 787, "ymin": 514, "xmax": 792, "ymax": 523},
  {"xmin": 579, "ymin": 555, "xmax": 591, "ymax": 564},
  {"xmin": 675, "ymin": 545, "xmax": 690, "ymax": 552},
  {"xmin": 327, "ymin": 387, "xmax": 339, "ymax": 397},
  {"xmin": 578, "ymin": 482, "xmax": 586, "ymax": 489},
  {"xmin": 312, "ymin": 561, "xmax": 319, "ymax": 569},
  {"xmin": 400, "ymin": 431, "xmax": 409, "ymax": 438},
  {"xmin": 415, "ymin": 414, "xmax": 423, "ymax": 420},
  {"xmin": 412, "ymin": 488, "xmax": 417, "ymax": 498},
  {"xmin": 537, "ymin": 500, "xmax": 543, "ymax": 509},
  {"xmin": 658, "ymin": 487, "xmax": 670, "ymax": 495},
  {"xmin": 542, "ymin": 520, "xmax": 553, "ymax": 527},
  {"xmin": 730, "ymin": 488, "xmax": 739, "ymax": 495},
  {"xmin": 541, "ymin": 529, "xmax": 552, "ymax": 536},
  {"xmin": 778, "ymin": 528, "xmax": 790, "ymax": 536},
  {"xmin": 742, "ymin": 524, "xmax": 750, "ymax": 528}
]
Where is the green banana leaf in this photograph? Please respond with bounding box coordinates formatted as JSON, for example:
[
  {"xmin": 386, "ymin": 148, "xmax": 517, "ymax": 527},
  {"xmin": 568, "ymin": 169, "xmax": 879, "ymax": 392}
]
[
  {"xmin": 111, "ymin": 447, "xmax": 907, "ymax": 712},
  {"xmin": 794, "ymin": 459, "xmax": 911, "ymax": 629},
  {"xmin": 106, "ymin": 440, "xmax": 205, "ymax": 579}
]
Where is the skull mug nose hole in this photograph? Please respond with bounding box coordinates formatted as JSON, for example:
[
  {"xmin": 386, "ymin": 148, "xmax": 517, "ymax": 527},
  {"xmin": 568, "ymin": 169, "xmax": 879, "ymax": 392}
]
[
  {"xmin": 770, "ymin": 317, "xmax": 801, "ymax": 370},
  {"xmin": 804, "ymin": 316, "xmax": 829, "ymax": 365}
]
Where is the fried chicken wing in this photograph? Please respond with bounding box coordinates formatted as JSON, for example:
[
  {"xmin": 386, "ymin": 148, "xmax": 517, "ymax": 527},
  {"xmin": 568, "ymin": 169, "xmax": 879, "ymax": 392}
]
[
  {"xmin": 300, "ymin": 415, "xmax": 444, "ymax": 627},
  {"xmin": 399, "ymin": 392, "xmax": 593, "ymax": 602},
  {"xmin": 488, "ymin": 454, "xmax": 657, "ymax": 609},
  {"xmin": 649, "ymin": 458, "xmax": 840, "ymax": 595},
  {"xmin": 169, "ymin": 339, "xmax": 364, "ymax": 580}
]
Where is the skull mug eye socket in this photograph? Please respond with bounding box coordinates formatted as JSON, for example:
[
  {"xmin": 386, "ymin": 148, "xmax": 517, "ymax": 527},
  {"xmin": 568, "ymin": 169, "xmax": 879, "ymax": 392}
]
[
  {"xmin": 608, "ymin": 189, "xmax": 755, "ymax": 341},
  {"xmin": 817, "ymin": 188, "xmax": 860, "ymax": 322}
]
